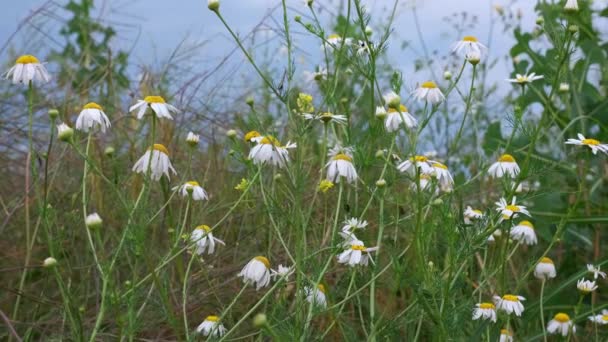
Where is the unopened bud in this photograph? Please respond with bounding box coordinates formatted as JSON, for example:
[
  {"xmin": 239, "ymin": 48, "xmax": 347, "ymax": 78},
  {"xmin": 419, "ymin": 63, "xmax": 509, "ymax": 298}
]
[
  {"xmin": 376, "ymin": 179, "xmax": 386, "ymax": 188},
  {"xmin": 207, "ymin": 0, "xmax": 220, "ymax": 12},
  {"xmin": 43, "ymin": 257, "xmax": 57, "ymax": 268},
  {"xmin": 253, "ymin": 313, "xmax": 267, "ymax": 328},
  {"xmin": 48, "ymin": 108, "xmax": 59, "ymax": 120},
  {"xmin": 85, "ymin": 213, "xmax": 103, "ymax": 230},
  {"xmin": 57, "ymin": 123, "xmax": 74, "ymax": 142},
  {"xmin": 104, "ymin": 146, "xmax": 115, "ymax": 157}
]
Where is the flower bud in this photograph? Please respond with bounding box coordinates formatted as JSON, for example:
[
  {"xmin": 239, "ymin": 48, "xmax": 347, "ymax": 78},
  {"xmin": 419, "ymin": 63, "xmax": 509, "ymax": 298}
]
[
  {"xmin": 375, "ymin": 150, "xmax": 385, "ymax": 159},
  {"xmin": 43, "ymin": 257, "xmax": 57, "ymax": 268},
  {"xmin": 186, "ymin": 132, "xmax": 199, "ymax": 147},
  {"xmin": 253, "ymin": 313, "xmax": 267, "ymax": 328},
  {"xmin": 48, "ymin": 108, "xmax": 59, "ymax": 120},
  {"xmin": 568, "ymin": 25, "xmax": 579, "ymax": 34},
  {"xmin": 536, "ymin": 16, "xmax": 544, "ymax": 25},
  {"xmin": 85, "ymin": 213, "xmax": 103, "ymax": 230},
  {"xmin": 443, "ymin": 70, "xmax": 452, "ymax": 80},
  {"xmin": 246, "ymin": 96, "xmax": 255, "ymax": 107},
  {"xmin": 559, "ymin": 83, "xmax": 570, "ymax": 93},
  {"xmin": 104, "ymin": 146, "xmax": 115, "ymax": 157},
  {"xmin": 365, "ymin": 25, "xmax": 373, "ymax": 36},
  {"xmin": 57, "ymin": 123, "xmax": 74, "ymax": 142},
  {"xmin": 273, "ymin": 173, "xmax": 282, "ymax": 181},
  {"xmin": 226, "ymin": 129, "xmax": 237, "ymax": 138},
  {"xmin": 306, "ymin": 0, "xmax": 313, "ymax": 7},
  {"xmin": 294, "ymin": 15, "xmax": 302, "ymax": 23},
  {"xmin": 208, "ymin": 0, "xmax": 219, "ymax": 12},
  {"xmin": 376, "ymin": 179, "xmax": 386, "ymax": 188}
]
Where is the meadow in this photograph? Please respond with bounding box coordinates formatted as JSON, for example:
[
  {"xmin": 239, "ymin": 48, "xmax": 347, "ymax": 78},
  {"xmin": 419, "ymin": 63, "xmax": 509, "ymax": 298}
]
[{"xmin": 2, "ymin": 0, "xmax": 608, "ymax": 340}]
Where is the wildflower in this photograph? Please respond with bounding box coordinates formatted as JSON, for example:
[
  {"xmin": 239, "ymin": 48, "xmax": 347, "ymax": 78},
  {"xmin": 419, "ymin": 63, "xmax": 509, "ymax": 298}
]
[
  {"xmin": 249, "ymin": 136, "xmax": 296, "ymax": 168},
  {"xmin": 326, "ymin": 152, "xmax": 358, "ymax": 184},
  {"xmin": 431, "ymin": 162, "xmax": 453, "ymax": 191},
  {"xmin": 238, "ymin": 256, "xmax": 272, "ymax": 290},
  {"xmin": 57, "ymin": 123, "xmax": 74, "ymax": 142},
  {"xmin": 191, "ymin": 225, "xmax": 225, "ymax": 255},
  {"xmin": 5, "ymin": 54, "xmax": 51, "ymax": 84},
  {"xmin": 324, "ymin": 34, "xmax": 352, "ymax": 49},
  {"xmin": 588, "ymin": 310, "xmax": 608, "ymax": 325},
  {"xmin": 253, "ymin": 313, "xmax": 267, "ymax": 327},
  {"xmin": 451, "ymin": 36, "xmax": 487, "ymax": 58},
  {"xmin": 565, "ymin": 133, "xmax": 608, "ymax": 155},
  {"xmin": 412, "ymin": 81, "xmax": 445, "ymax": 104},
  {"xmin": 302, "ymin": 112, "xmax": 347, "ymax": 125},
  {"xmin": 587, "ymin": 264, "xmax": 607, "ymax": 279},
  {"xmin": 356, "ymin": 40, "xmax": 371, "ymax": 56},
  {"xmin": 85, "ymin": 213, "xmax": 103, "ymax": 230},
  {"xmin": 534, "ymin": 257, "xmax": 556, "ymax": 279},
  {"xmin": 510, "ymin": 220, "xmax": 537, "ymax": 245},
  {"xmin": 493, "ymin": 294, "xmax": 525, "ymax": 316},
  {"xmin": 129, "ymin": 96, "xmax": 179, "ymax": 120},
  {"xmin": 397, "ymin": 155, "xmax": 434, "ymax": 175},
  {"xmin": 376, "ymin": 179, "xmax": 386, "ymax": 187},
  {"xmin": 303, "ymin": 68, "xmax": 328, "ymax": 83},
  {"xmin": 244, "ymin": 131, "xmax": 262, "ymax": 143},
  {"xmin": 464, "ymin": 206, "xmax": 484, "ymax": 224},
  {"xmin": 411, "ymin": 174, "xmax": 433, "ymax": 192},
  {"xmin": 444, "ymin": 70, "xmax": 452, "ymax": 80},
  {"xmin": 318, "ymin": 179, "xmax": 334, "ymax": 193},
  {"xmin": 271, "ymin": 264, "xmax": 294, "ymax": 281},
  {"xmin": 507, "ymin": 72, "xmax": 544, "ymax": 84},
  {"xmin": 577, "ymin": 279, "xmax": 598, "ymax": 294},
  {"xmin": 499, "ymin": 329, "xmax": 513, "ymax": 342},
  {"xmin": 132, "ymin": 144, "xmax": 177, "ymax": 181},
  {"xmin": 564, "ymin": 0, "xmax": 578, "ymax": 11},
  {"xmin": 380, "ymin": 104, "xmax": 417, "ymax": 132},
  {"xmin": 337, "ymin": 239, "xmax": 378, "ymax": 267},
  {"xmin": 383, "ymin": 91, "xmax": 401, "ymax": 109},
  {"xmin": 559, "ymin": 83, "xmax": 570, "ymax": 93},
  {"xmin": 235, "ymin": 178, "xmax": 249, "ymax": 191},
  {"xmin": 296, "ymin": 93, "xmax": 314, "ymax": 113},
  {"xmin": 342, "ymin": 218, "xmax": 368, "ymax": 233},
  {"xmin": 226, "ymin": 129, "xmax": 237, "ymax": 138},
  {"xmin": 472, "ymin": 302, "xmax": 497, "ymax": 323},
  {"xmin": 173, "ymin": 181, "xmax": 208, "ymax": 201},
  {"xmin": 466, "ymin": 51, "xmax": 481, "ymax": 65},
  {"xmin": 547, "ymin": 313, "xmax": 575, "ymax": 336},
  {"xmin": 75, "ymin": 102, "xmax": 111, "ymax": 133},
  {"xmin": 43, "ymin": 257, "xmax": 57, "ymax": 268},
  {"xmin": 186, "ymin": 132, "xmax": 199, "ymax": 146},
  {"xmin": 495, "ymin": 197, "xmax": 530, "ymax": 221},
  {"xmin": 196, "ymin": 315, "xmax": 226, "ymax": 337},
  {"xmin": 304, "ymin": 284, "xmax": 327, "ymax": 308},
  {"xmin": 488, "ymin": 154, "xmax": 520, "ymax": 178}
]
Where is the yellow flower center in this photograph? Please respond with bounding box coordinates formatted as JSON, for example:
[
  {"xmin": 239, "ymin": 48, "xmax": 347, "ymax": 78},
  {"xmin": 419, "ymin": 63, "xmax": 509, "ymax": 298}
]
[
  {"xmin": 351, "ymin": 245, "xmax": 366, "ymax": 251},
  {"xmin": 387, "ymin": 104, "xmax": 408, "ymax": 113},
  {"xmin": 420, "ymin": 174, "xmax": 432, "ymax": 180},
  {"xmin": 462, "ymin": 36, "xmax": 478, "ymax": 42},
  {"xmin": 254, "ymin": 256, "xmax": 270, "ymax": 269},
  {"xmin": 83, "ymin": 102, "xmax": 103, "ymax": 110},
  {"xmin": 602, "ymin": 315, "xmax": 608, "ymax": 321},
  {"xmin": 498, "ymin": 154, "xmax": 515, "ymax": 163},
  {"xmin": 196, "ymin": 224, "xmax": 212, "ymax": 232},
  {"xmin": 473, "ymin": 209, "xmax": 483, "ymax": 215},
  {"xmin": 412, "ymin": 155, "xmax": 428, "ymax": 162},
  {"xmin": 16, "ymin": 55, "xmax": 40, "ymax": 64},
  {"xmin": 317, "ymin": 284, "xmax": 327, "ymax": 293},
  {"xmin": 186, "ymin": 181, "xmax": 200, "ymax": 187},
  {"xmin": 433, "ymin": 162, "xmax": 448, "ymax": 170},
  {"xmin": 479, "ymin": 303, "xmax": 495, "ymax": 309},
  {"xmin": 582, "ymin": 138, "xmax": 600, "ymax": 146},
  {"xmin": 328, "ymin": 34, "xmax": 340, "ymax": 40},
  {"xmin": 505, "ymin": 205, "xmax": 520, "ymax": 213},
  {"xmin": 260, "ymin": 136, "xmax": 282, "ymax": 146},
  {"xmin": 333, "ymin": 153, "xmax": 353, "ymax": 162},
  {"xmin": 502, "ymin": 294, "xmax": 519, "ymax": 302},
  {"xmin": 144, "ymin": 96, "xmax": 166, "ymax": 103},
  {"xmin": 519, "ymin": 220, "xmax": 534, "ymax": 228},
  {"xmin": 152, "ymin": 144, "xmax": 169, "ymax": 155},
  {"xmin": 206, "ymin": 315, "xmax": 219, "ymax": 322},
  {"xmin": 421, "ymin": 81, "xmax": 438, "ymax": 89},
  {"xmin": 540, "ymin": 257, "xmax": 553, "ymax": 264},
  {"xmin": 318, "ymin": 179, "xmax": 334, "ymax": 193},
  {"xmin": 500, "ymin": 329, "xmax": 512, "ymax": 336},
  {"xmin": 244, "ymin": 131, "xmax": 261, "ymax": 142},
  {"xmin": 554, "ymin": 313, "xmax": 570, "ymax": 323},
  {"xmin": 320, "ymin": 112, "xmax": 335, "ymax": 123}
]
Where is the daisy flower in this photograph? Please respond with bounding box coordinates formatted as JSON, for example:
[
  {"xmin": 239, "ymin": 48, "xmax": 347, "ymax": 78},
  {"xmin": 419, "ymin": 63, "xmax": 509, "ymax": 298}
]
[
  {"xmin": 534, "ymin": 257, "xmax": 556, "ymax": 280},
  {"xmin": 244, "ymin": 130, "xmax": 263, "ymax": 143},
  {"xmin": 588, "ymin": 310, "xmax": 608, "ymax": 325},
  {"xmin": 587, "ymin": 264, "xmax": 607, "ymax": 279},
  {"xmin": 382, "ymin": 91, "xmax": 401, "ymax": 109},
  {"xmin": 397, "ymin": 155, "xmax": 434, "ymax": 175},
  {"xmin": 323, "ymin": 33, "xmax": 352, "ymax": 50},
  {"xmin": 129, "ymin": 95, "xmax": 180, "ymax": 120},
  {"xmin": 510, "ymin": 220, "xmax": 537, "ymax": 245},
  {"xmin": 326, "ymin": 152, "xmax": 358, "ymax": 184},
  {"xmin": 191, "ymin": 225, "xmax": 225, "ymax": 255},
  {"xmin": 75, "ymin": 102, "xmax": 111, "ymax": 133},
  {"xmin": 451, "ymin": 36, "xmax": 487, "ymax": 58},
  {"xmin": 495, "ymin": 197, "xmax": 530, "ymax": 221},
  {"xmin": 412, "ymin": 81, "xmax": 445, "ymax": 104},
  {"xmin": 186, "ymin": 132, "xmax": 200, "ymax": 146},
  {"xmin": 577, "ymin": 279, "xmax": 598, "ymax": 294},
  {"xmin": 507, "ymin": 72, "xmax": 544, "ymax": 85},
  {"xmin": 337, "ymin": 239, "xmax": 378, "ymax": 267},
  {"xmin": 341, "ymin": 218, "xmax": 368, "ymax": 233},
  {"xmin": 431, "ymin": 162, "xmax": 453, "ymax": 191},
  {"xmin": 5, "ymin": 54, "xmax": 51, "ymax": 84},
  {"xmin": 302, "ymin": 112, "xmax": 347, "ymax": 125},
  {"xmin": 464, "ymin": 206, "xmax": 484, "ymax": 224},
  {"xmin": 85, "ymin": 213, "xmax": 103, "ymax": 230},
  {"xmin": 493, "ymin": 294, "xmax": 525, "ymax": 316},
  {"xmin": 173, "ymin": 181, "xmax": 208, "ymax": 201},
  {"xmin": 132, "ymin": 144, "xmax": 177, "ymax": 181},
  {"xmin": 565, "ymin": 133, "xmax": 608, "ymax": 155},
  {"xmin": 248, "ymin": 136, "xmax": 296, "ymax": 168},
  {"xmin": 564, "ymin": 0, "xmax": 578, "ymax": 11},
  {"xmin": 488, "ymin": 154, "xmax": 520, "ymax": 178},
  {"xmin": 304, "ymin": 284, "xmax": 327, "ymax": 308},
  {"xmin": 380, "ymin": 104, "xmax": 418, "ymax": 132},
  {"xmin": 547, "ymin": 313, "xmax": 575, "ymax": 336},
  {"xmin": 271, "ymin": 264, "xmax": 294, "ymax": 281},
  {"xmin": 196, "ymin": 315, "xmax": 226, "ymax": 337},
  {"xmin": 499, "ymin": 329, "xmax": 513, "ymax": 342},
  {"xmin": 238, "ymin": 256, "xmax": 272, "ymax": 290},
  {"xmin": 472, "ymin": 302, "xmax": 497, "ymax": 323}
]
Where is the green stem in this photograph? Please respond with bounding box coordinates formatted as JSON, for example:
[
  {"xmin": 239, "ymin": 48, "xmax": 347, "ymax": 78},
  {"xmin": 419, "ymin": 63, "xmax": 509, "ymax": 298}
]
[{"xmin": 540, "ymin": 278, "xmax": 547, "ymax": 342}]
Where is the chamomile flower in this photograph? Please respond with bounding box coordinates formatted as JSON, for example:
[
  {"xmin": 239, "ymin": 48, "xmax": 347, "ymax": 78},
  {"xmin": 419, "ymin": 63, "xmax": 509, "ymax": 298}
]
[
  {"xmin": 326, "ymin": 152, "xmax": 358, "ymax": 184},
  {"xmin": 323, "ymin": 34, "xmax": 352, "ymax": 49},
  {"xmin": 196, "ymin": 315, "xmax": 226, "ymax": 337},
  {"xmin": 341, "ymin": 218, "xmax": 368, "ymax": 233},
  {"xmin": 85, "ymin": 213, "xmax": 103, "ymax": 230},
  {"xmin": 397, "ymin": 155, "xmax": 434, "ymax": 175},
  {"xmin": 356, "ymin": 40, "xmax": 371, "ymax": 56},
  {"xmin": 499, "ymin": 329, "xmax": 514, "ymax": 342},
  {"xmin": 173, "ymin": 181, "xmax": 208, "ymax": 201},
  {"xmin": 132, "ymin": 144, "xmax": 177, "ymax": 181},
  {"xmin": 431, "ymin": 162, "xmax": 454, "ymax": 191},
  {"xmin": 337, "ymin": 239, "xmax": 378, "ymax": 267},
  {"xmin": 472, "ymin": 302, "xmax": 497, "ymax": 323},
  {"xmin": 302, "ymin": 112, "xmax": 348, "ymax": 125},
  {"xmin": 507, "ymin": 73, "xmax": 544, "ymax": 85},
  {"xmin": 411, "ymin": 174, "xmax": 433, "ymax": 192},
  {"xmin": 510, "ymin": 220, "xmax": 538, "ymax": 245},
  {"xmin": 248, "ymin": 136, "xmax": 296, "ymax": 168},
  {"xmin": 382, "ymin": 91, "xmax": 401, "ymax": 109},
  {"xmin": 493, "ymin": 294, "xmax": 526, "ymax": 316},
  {"xmin": 381, "ymin": 104, "xmax": 418, "ymax": 132},
  {"xmin": 304, "ymin": 284, "xmax": 327, "ymax": 308},
  {"xmin": 587, "ymin": 264, "xmax": 607, "ymax": 279},
  {"xmin": 464, "ymin": 206, "xmax": 484, "ymax": 224},
  {"xmin": 129, "ymin": 96, "xmax": 180, "ymax": 120},
  {"xmin": 238, "ymin": 256, "xmax": 272, "ymax": 290},
  {"xmin": 534, "ymin": 257, "xmax": 557, "ymax": 280},
  {"xmin": 495, "ymin": 197, "xmax": 530, "ymax": 221},
  {"xmin": 271, "ymin": 264, "xmax": 294, "ymax": 281},
  {"xmin": 488, "ymin": 154, "xmax": 520, "ymax": 178},
  {"xmin": 564, "ymin": 0, "xmax": 578, "ymax": 11},
  {"xmin": 547, "ymin": 313, "xmax": 575, "ymax": 336},
  {"xmin": 186, "ymin": 132, "xmax": 200, "ymax": 146},
  {"xmin": 577, "ymin": 279, "xmax": 598, "ymax": 294},
  {"xmin": 75, "ymin": 102, "xmax": 111, "ymax": 133},
  {"xmin": 451, "ymin": 36, "xmax": 487, "ymax": 58},
  {"xmin": 191, "ymin": 225, "xmax": 225, "ymax": 255},
  {"xmin": 565, "ymin": 134, "xmax": 608, "ymax": 155},
  {"xmin": 588, "ymin": 310, "xmax": 608, "ymax": 325},
  {"xmin": 5, "ymin": 54, "xmax": 51, "ymax": 84},
  {"xmin": 303, "ymin": 68, "xmax": 328, "ymax": 83},
  {"xmin": 244, "ymin": 130, "xmax": 263, "ymax": 143},
  {"xmin": 412, "ymin": 81, "xmax": 445, "ymax": 104}
]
